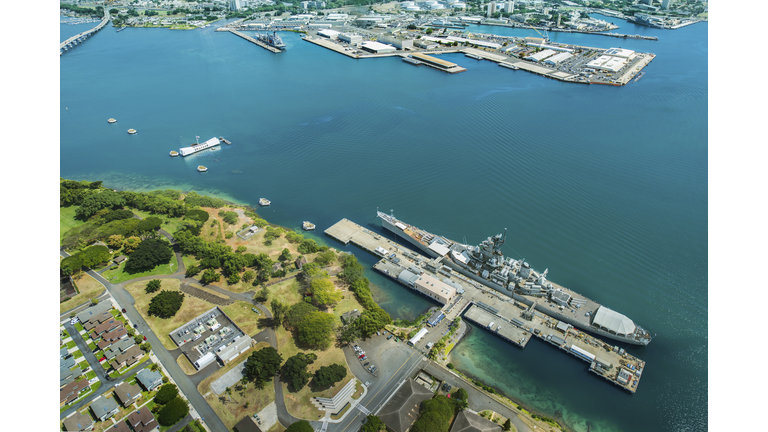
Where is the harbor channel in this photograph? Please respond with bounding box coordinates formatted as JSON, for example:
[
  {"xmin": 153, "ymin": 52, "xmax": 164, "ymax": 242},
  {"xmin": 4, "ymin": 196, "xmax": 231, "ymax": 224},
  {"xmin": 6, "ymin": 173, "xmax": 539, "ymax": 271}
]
[{"xmin": 325, "ymin": 218, "xmax": 646, "ymax": 394}]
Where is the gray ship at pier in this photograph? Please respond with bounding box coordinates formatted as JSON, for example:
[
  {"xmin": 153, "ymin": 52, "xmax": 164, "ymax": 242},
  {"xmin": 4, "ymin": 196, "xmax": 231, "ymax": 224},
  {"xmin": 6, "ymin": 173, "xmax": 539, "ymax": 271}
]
[
  {"xmin": 257, "ymin": 31, "xmax": 286, "ymax": 51},
  {"xmin": 378, "ymin": 211, "xmax": 653, "ymax": 346}
]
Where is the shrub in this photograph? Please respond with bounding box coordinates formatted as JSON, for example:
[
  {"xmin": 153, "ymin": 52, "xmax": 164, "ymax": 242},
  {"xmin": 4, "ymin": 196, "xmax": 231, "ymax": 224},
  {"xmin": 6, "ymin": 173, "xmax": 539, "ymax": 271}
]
[
  {"xmin": 124, "ymin": 239, "xmax": 173, "ymax": 273},
  {"xmin": 145, "ymin": 279, "xmax": 162, "ymax": 293}
]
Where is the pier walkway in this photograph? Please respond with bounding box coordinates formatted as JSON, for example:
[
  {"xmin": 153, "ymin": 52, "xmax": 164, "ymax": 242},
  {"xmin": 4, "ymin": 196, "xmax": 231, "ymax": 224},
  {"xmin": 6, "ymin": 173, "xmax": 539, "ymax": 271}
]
[
  {"xmin": 223, "ymin": 28, "xmax": 282, "ymax": 53},
  {"xmin": 60, "ymin": 10, "xmax": 110, "ymax": 55},
  {"xmin": 326, "ymin": 218, "xmax": 646, "ymax": 393}
]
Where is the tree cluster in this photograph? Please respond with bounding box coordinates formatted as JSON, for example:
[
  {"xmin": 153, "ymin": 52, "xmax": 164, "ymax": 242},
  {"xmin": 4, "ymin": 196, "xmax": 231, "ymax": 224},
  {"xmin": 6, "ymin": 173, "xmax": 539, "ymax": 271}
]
[
  {"xmin": 338, "ymin": 254, "xmax": 392, "ymax": 337},
  {"xmin": 154, "ymin": 384, "xmax": 179, "ymax": 405},
  {"xmin": 60, "ymin": 179, "xmax": 101, "ymax": 206},
  {"xmin": 285, "ymin": 420, "xmax": 314, "ymax": 432},
  {"xmin": 75, "ymin": 190, "xmax": 126, "ymax": 220},
  {"xmin": 244, "ymin": 346, "xmax": 283, "ymax": 388},
  {"xmin": 362, "ymin": 415, "xmax": 386, "ymax": 432},
  {"xmin": 297, "ymin": 311, "xmax": 336, "ymax": 349},
  {"xmin": 313, "ymin": 364, "xmax": 346, "ymax": 388},
  {"xmin": 285, "ymin": 302, "xmax": 319, "ymax": 328},
  {"xmin": 124, "ymin": 238, "xmax": 173, "ymax": 273},
  {"xmin": 147, "ymin": 290, "xmax": 185, "ymax": 319},
  {"xmin": 280, "ymin": 352, "xmax": 316, "ymax": 392},
  {"xmin": 60, "ymin": 245, "xmax": 111, "ymax": 275},
  {"xmin": 411, "ymin": 395, "xmax": 455, "ymax": 432},
  {"xmin": 156, "ymin": 396, "xmax": 189, "ymax": 426},
  {"xmin": 219, "ymin": 210, "xmax": 238, "ymax": 225}
]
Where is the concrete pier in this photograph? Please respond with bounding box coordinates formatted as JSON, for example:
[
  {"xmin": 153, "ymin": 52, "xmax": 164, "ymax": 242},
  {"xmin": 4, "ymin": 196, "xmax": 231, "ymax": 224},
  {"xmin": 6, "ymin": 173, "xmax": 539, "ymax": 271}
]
[
  {"xmin": 325, "ymin": 218, "xmax": 646, "ymax": 393},
  {"xmin": 226, "ymin": 29, "xmax": 282, "ymax": 53}
]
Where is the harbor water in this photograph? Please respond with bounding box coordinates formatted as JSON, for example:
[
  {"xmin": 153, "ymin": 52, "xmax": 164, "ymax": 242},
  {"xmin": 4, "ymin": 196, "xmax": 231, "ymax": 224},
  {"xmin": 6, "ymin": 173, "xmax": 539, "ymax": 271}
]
[{"xmin": 60, "ymin": 17, "xmax": 707, "ymax": 432}]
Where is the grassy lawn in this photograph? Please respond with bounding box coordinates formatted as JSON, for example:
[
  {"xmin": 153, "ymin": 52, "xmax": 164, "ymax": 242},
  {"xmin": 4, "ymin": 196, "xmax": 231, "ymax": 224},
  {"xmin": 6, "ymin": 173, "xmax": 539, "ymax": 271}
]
[
  {"xmin": 125, "ymin": 279, "xmax": 219, "ymax": 350},
  {"xmin": 265, "ymin": 280, "xmax": 303, "ymax": 308},
  {"xmin": 86, "ymin": 370, "xmax": 97, "ymax": 380},
  {"xmin": 132, "ymin": 209, "xmax": 186, "ymax": 235},
  {"xmin": 61, "ymin": 273, "xmax": 106, "ymax": 314},
  {"xmin": 67, "ymin": 340, "xmax": 77, "ymax": 349},
  {"xmin": 79, "ymin": 362, "xmax": 90, "ymax": 370},
  {"xmin": 176, "ymin": 353, "xmax": 197, "ymax": 375},
  {"xmin": 220, "ymin": 301, "xmax": 265, "ymax": 337},
  {"xmin": 199, "ymin": 342, "xmax": 276, "ymax": 431},
  {"xmin": 60, "ymin": 206, "xmax": 84, "ymax": 242},
  {"xmin": 88, "ymin": 341, "xmax": 97, "ymax": 351},
  {"xmin": 102, "ymin": 260, "xmax": 176, "ymax": 284},
  {"xmin": 182, "ymin": 254, "xmax": 199, "ymax": 271},
  {"xmin": 74, "ymin": 351, "xmax": 84, "ymax": 360},
  {"xmin": 75, "ymin": 322, "xmax": 84, "ymax": 332}
]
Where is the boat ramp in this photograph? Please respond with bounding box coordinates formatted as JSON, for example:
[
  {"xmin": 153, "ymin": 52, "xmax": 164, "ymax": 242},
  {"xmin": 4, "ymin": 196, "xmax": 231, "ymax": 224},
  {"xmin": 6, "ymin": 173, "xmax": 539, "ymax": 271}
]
[{"xmin": 325, "ymin": 218, "xmax": 646, "ymax": 393}]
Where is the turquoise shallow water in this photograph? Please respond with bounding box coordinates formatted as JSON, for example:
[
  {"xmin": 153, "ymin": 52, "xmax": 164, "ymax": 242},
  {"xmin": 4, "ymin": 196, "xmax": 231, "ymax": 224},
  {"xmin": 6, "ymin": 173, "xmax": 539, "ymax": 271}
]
[{"xmin": 61, "ymin": 17, "xmax": 707, "ymax": 431}]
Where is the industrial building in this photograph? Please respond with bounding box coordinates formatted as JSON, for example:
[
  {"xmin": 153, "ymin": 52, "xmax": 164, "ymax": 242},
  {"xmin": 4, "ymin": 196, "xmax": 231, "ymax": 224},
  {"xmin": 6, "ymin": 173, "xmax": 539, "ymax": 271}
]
[
  {"xmin": 603, "ymin": 47, "xmax": 636, "ymax": 60},
  {"xmin": 586, "ymin": 54, "xmax": 627, "ymax": 72},
  {"xmin": 317, "ymin": 29, "xmax": 341, "ymax": 39},
  {"xmin": 217, "ymin": 335, "xmax": 254, "ymax": 365},
  {"xmin": 414, "ymin": 273, "xmax": 457, "ymax": 304},
  {"xmin": 339, "ymin": 33, "xmax": 363, "ymax": 44},
  {"xmin": 379, "ymin": 34, "xmax": 414, "ymax": 50},
  {"xmin": 360, "ymin": 41, "xmax": 397, "ymax": 54},
  {"xmin": 543, "ymin": 52, "xmax": 573, "ymax": 65},
  {"xmin": 525, "ymin": 49, "xmax": 557, "ymax": 62}
]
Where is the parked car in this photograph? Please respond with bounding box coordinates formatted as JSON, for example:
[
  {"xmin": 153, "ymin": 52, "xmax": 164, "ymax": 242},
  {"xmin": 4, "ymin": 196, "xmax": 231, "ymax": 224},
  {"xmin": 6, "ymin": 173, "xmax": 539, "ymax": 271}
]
[
  {"xmin": 143, "ymin": 336, "xmax": 147, "ymax": 341},
  {"xmin": 363, "ymin": 362, "xmax": 369, "ymax": 367},
  {"xmin": 121, "ymin": 308, "xmax": 126, "ymax": 313},
  {"xmin": 387, "ymin": 334, "xmax": 394, "ymax": 340},
  {"xmin": 371, "ymin": 366, "xmax": 377, "ymax": 373}
]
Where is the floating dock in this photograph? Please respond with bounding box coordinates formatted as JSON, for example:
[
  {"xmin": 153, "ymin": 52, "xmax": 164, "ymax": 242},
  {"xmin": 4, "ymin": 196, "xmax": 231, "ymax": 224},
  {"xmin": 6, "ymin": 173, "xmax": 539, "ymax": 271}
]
[
  {"xmin": 219, "ymin": 137, "xmax": 231, "ymax": 145},
  {"xmin": 409, "ymin": 53, "xmax": 466, "ymax": 74},
  {"xmin": 325, "ymin": 218, "xmax": 646, "ymax": 393}
]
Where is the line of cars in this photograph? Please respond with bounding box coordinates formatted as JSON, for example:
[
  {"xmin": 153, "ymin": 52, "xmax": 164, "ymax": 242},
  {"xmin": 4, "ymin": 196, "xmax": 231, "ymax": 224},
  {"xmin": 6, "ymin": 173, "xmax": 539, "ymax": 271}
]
[{"xmin": 352, "ymin": 344, "xmax": 377, "ymax": 375}]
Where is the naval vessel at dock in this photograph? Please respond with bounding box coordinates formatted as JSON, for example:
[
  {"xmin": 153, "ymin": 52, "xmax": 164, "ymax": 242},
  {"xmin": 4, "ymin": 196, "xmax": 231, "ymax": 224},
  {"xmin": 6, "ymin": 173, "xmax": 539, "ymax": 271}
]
[
  {"xmin": 377, "ymin": 211, "xmax": 653, "ymax": 346},
  {"xmin": 257, "ymin": 31, "xmax": 286, "ymax": 51}
]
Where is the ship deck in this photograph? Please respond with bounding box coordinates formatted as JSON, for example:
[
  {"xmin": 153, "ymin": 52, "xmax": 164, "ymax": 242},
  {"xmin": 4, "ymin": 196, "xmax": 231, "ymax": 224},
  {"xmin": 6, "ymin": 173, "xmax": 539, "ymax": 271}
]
[{"xmin": 326, "ymin": 218, "xmax": 645, "ymax": 393}]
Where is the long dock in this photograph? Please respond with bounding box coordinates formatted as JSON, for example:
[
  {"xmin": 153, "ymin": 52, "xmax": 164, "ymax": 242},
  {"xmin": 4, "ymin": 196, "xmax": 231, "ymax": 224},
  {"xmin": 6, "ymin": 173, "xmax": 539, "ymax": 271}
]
[
  {"xmin": 225, "ymin": 29, "xmax": 282, "ymax": 53},
  {"xmin": 326, "ymin": 218, "xmax": 646, "ymax": 393}
]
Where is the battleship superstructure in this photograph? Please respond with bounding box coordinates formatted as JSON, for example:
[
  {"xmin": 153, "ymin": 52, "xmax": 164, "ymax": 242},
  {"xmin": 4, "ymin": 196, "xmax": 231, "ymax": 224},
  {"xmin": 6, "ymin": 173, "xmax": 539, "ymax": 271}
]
[{"xmin": 378, "ymin": 211, "xmax": 653, "ymax": 346}]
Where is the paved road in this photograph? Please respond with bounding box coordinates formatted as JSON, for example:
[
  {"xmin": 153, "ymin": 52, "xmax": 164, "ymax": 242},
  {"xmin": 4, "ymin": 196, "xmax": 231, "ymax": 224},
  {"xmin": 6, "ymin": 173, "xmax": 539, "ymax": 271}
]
[
  {"xmin": 60, "ymin": 249, "xmax": 229, "ymax": 432},
  {"xmin": 60, "ymin": 358, "xmax": 150, "ymax": 420},
  {"xmin": 63, "ymin": 321, "xmax": 110, "ymax": 383}
]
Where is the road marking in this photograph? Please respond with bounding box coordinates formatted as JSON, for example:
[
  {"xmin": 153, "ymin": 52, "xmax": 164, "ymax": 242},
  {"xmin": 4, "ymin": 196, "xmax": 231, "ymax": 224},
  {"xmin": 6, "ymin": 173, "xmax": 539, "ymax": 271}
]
[{"xmin": 365, "ymin": 350, "xmax": 419, "ymax": 405}]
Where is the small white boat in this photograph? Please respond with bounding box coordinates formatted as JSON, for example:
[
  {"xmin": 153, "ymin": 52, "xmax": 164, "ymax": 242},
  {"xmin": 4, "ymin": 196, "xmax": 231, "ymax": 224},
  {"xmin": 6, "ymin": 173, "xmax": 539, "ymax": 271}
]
[
  {"xmin": 259, "ymin": 198, "xmax": 271, "ymax": 206},
  {"xmin": 169, "ymin": 151, "xmax": 179, "ymax": 157},
  {"xmin": 127, "ymin": 129, "xmax": 137, "ymax": 134},
  {"xmin": 197, "ymin": 165, "xmax": 208, "ymax": 172},
  {"xmin": 302, "ymin": 221, "xmax": 316, "ymax": 231},
  {"xmin": 108, "ymin": 118, "xmax": 117, "ymax": 123}
]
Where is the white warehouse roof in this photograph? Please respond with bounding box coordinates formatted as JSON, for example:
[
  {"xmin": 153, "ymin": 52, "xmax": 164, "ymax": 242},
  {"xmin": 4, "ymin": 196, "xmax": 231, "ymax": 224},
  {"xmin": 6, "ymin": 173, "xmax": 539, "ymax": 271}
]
[
  {"xmin": 544, "ymin": 52, "xmax": 573, "ymax": 65},
  {"xmin": 317, "ymin": 29, "xmax": 341, "ymax": 38},
  {"xmin": 592, "ymin": 306, "xmax": 636, "ymax": 337},
  {"xmin": 604, "ymin": 47, "xmax": 636, "ymax": 59},
  {"xmin": 525, "ymin": 49, "xmax": 557, "ymax": 62},
  {"xmin": 586, "ymin": 55, "xmax": 627, "ymax": 72},
  {"xmin": 360, "ymin": 41, "xmax": 397, "ymax": 53}
]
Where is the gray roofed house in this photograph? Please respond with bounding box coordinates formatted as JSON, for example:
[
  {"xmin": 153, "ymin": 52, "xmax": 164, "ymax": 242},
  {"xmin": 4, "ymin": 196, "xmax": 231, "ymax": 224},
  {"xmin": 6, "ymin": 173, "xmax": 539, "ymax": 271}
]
[
  {"xmin": 113, "ymin": 344, "xmax": 145, "ymax": 370},
  {"xmin": 136, "ymin": 368, "xmax": 163, "ymax": 391},
  {"xmin": 76, "ymin": 301, "xmax": 113, "ymax": 325},
  {"xmin": 341, "ymin": 309, "xmax": 361, "ymax": 325},
  {"xmin": 113, "ymin": 382, "xmax": 142, "ymax": 407},
  {"xmin": 103, "ymin": 420, "xmax": 131, "ymax": 432},
  {"xmin": 90, "ymin": 395, "xmax": 120, "ymax": 422},
  {"xmin": 60, "ymin": 379, "xmax": 90, "ymax": 406},
  {"xmin": 62, "ymin": 411, "xmax": 94, "ymax": 431},
  {"xmin": 450, "ymin": 410, "xmax": 503, "ymax": 432},
  {"xmin": 105, "ymin": 338, "xmax": 136, "ymax": 360},
  {"xmin": 60, "ymin": 362, "xmax": 83, "ymax": 388},
  {"xmin": 378, "ymin": 378, "xmax": 434, "ymax": 432},
  {"xmin": 83, "ymin": 312, "xmax": 113, "ymax": 331},
  {"xmin": 295, "ymin": 256, "xmax": 308, "ymax": 270},
  {"xmin": 61, "ymin": 346, "xmax": 71, "ymax": 358}
]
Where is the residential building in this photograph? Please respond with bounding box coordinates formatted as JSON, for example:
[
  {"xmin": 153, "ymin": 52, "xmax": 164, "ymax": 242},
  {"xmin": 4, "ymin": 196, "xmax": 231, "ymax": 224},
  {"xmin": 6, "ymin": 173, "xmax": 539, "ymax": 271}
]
[
  {"xmin": 90, "ymin": 396, "xmax": 120, "ymax": 422},
  {"xmin": 295, "ymin": 256, "xmax": 308, "ymax": 269},
  {"xmin": 111, "ymin": 344, "xmax": 145, "ymax": 370},
  {"xmin": 450, "ymin": 410, "xmax": 502, "ymax": 432},
  {"xmin": 136, "ymin": 368, "xmax": 163, "ymax": 391},
  {"xmin": 77, "ymin": 302, "xmax": 113, "ymax": 327},
  {"xmin": 62, "ymin": 411, "xmax": 94, "ymax": 431},
  {"xmin": 113, "ymin": 382, "xmax": 142, "ymax": 407},
  {"xmin": 60, "ymin": 356, "xmax": 83, "ymax": 388},
  {"xmin": 105, "ymin": 338, "xmax": 136, "ymax": 361},
  {"xmin": 487, "ymin": 2, "xmax": 496, "ymax": 17},
  {"xmin": 90, "ymin": 318, "xmax": 121, "ymax": 339},
  {"xmin": 341, "ymin": 309, "xmax": 361, "ymax": 325},
  {"xmin": 61, "ymin": 380, "xmax": 90, "ymax": 406},
  {"xmin": 105, "ymin": 421, "xmax": 131, "ymax": 432},
  {"xmin": 662, "ymin": 0, "xmax": 673, "ymax": 9},
  {"xmin": 378, "ymin": 379, "xmax": 434, "ymax": 432},
  {"xmin": 127, "ymin": 408, "xmax": 160, "ymax": 432},
  {"xmin": 96, "ymin": 325, "xmax": 129, "ymax": 350},
  {"xmin": 505, "ymin": 1, "xmax": 514, "ymax": 13}
]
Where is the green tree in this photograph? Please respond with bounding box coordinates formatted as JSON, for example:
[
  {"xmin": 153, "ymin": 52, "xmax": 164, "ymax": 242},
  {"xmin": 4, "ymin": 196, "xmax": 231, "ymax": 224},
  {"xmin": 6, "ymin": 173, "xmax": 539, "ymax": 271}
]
[
  {"xmin": 297, "ymin": 239, "xmax": 319, "ymax": 254},
  {"xmin": 362, "ymin": 415, "xmax": 386, "ymax": 432},
  {"xmin": 450, "ymin": 387, "xmax": 469, "ymax": 410},
  {"xmin": 285, "ymin": 420, "xmax": 314, "ymax": 432},
  {"xmin": 147, "ymin": 290, "xmax": 185, "ymax": 318},
  {"xmin": 313, "ymin": 363, "xmax": 346, "ymax": 388},
  {"xmin": 107, "ymin": 234, "xmax": 125, "ymax": 249},
  {"xmin": 242, "ymin": 270, "xmax": 255, "ymax": 283},
  {"xmin": 279, "ymin": 248, "xmax": 293, "ymax": 262},
  {"xmin": 271, "ymin": 299, "xmax": 287, "ymax": 327},
  {"xmin": 243, "ymin": 346, "xmax": 283, "ymax": 388},
  {"xmin": 200, "ymin": 269, "xmax": 221, "ymax": 284},
  {"xmin": 75, "ymin": 189, "xmax": 126, "ymax": 220},
  {"xmin": 298, "ymin": 312, "xmax": 336, "ymax": 349},
  {"xmin": 503, "ymin": 418, "xmax": 512, "ymax": 431},
  {"xmin": 309, "ymin": 277, "xmax": 342, "ymax": 307},
  {"xmin": 285, "ymin": 302, "xmax": 319, "ymax": 328},
  {"xmin": 124, "ymin": 238, "xmax": 173, "ymax": 273},
  {"xmin": 157, "ymin": 396, "xmax": 189, "ymax": 426},
  {"xmin": 314, "ymin": 250, "xmax": 336, "ymax": 267},
  {"xmin": 145, "ymin": 279, "xmax": 162, "ymax": 293},
  {"xmin": 185, "ymin": 264, "xmax": 201, "ymax": 278},
  {"xmin": 281, "ymin": 353, "xmax": 311, "ymax": 391},
  {"xmin": 337, "ymin": 324, "xmax": 361, "ymax": 345},
  {"xmin": 154, "ymin": 383, "xmax": 179, "ymax": 405},
  {"xmin": 123, "ymin": 236, "xmax": 141, "ymax": 254}
]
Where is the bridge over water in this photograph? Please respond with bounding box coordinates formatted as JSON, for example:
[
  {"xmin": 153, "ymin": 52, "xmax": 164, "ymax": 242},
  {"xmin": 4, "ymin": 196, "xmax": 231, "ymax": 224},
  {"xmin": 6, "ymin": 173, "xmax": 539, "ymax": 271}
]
[{"xmin": 60, "ymin": 10, "xmax": 110, "ymax": 55}]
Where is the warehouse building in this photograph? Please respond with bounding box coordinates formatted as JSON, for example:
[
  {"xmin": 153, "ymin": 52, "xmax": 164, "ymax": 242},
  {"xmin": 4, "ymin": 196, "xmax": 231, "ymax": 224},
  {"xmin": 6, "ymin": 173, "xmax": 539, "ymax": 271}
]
[
  {"xmin": 317, "ymin": 29, "xmax": 341, "ymax": 39},
  {"xmin": 525, "ymin": 49, "xmax": 557, "ymax": 62},
  {"xmin": 360, "ymin": 41, "xmax": 397, "ymax": 54},
  {"xmin": 543, "ymin": 52, "xmax": 573, "ymax": 65},
  {"xmin": 339, "ymin": 33, "xmax": 363, "ymax": 44},
  {"xmin": 586, "ymin": 54, "xmax": 627, "ymax": 72}
]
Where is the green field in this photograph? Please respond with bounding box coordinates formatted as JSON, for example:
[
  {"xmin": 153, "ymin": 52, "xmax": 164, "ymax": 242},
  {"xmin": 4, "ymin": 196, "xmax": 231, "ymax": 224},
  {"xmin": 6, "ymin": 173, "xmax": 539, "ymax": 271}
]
[
  {"xmin": 132, "ymin": 209, "xmax": 187, "ymax": 235},
  {"xmin": 60, "ymin": 206, "xmax": 84, "ymax": 242},
  {"xmin": 101, "ymin": 259, "xmax": 176, "ymax": 284}
]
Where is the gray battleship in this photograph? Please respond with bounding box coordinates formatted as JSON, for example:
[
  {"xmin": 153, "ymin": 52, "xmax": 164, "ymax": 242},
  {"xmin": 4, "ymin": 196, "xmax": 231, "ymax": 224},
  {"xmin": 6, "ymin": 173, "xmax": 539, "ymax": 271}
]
[
  {"xmin": 258, "ymin": 31, "xmax": 286, "ymax": 50},
  {"xmin": 378, "ymin": 211, "xmax": 653, "ymax": 346}
]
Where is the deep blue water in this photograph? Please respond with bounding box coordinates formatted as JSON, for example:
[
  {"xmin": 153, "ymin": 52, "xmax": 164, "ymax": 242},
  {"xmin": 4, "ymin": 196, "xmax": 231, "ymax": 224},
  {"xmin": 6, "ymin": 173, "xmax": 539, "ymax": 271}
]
[{"xmin": 61, "ymin": 17, "xmax": 707, "ymax": 431}]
